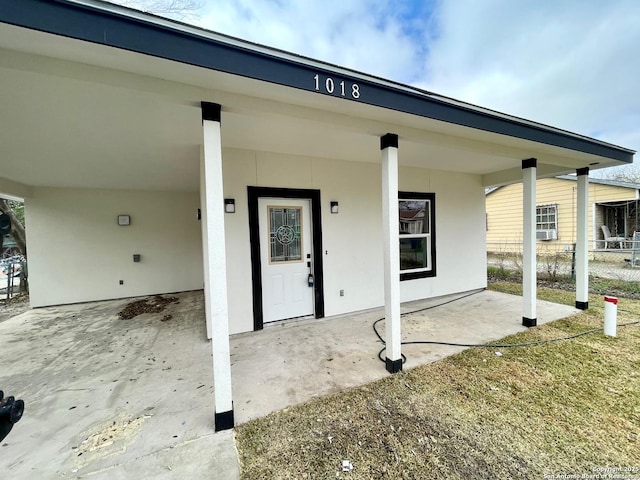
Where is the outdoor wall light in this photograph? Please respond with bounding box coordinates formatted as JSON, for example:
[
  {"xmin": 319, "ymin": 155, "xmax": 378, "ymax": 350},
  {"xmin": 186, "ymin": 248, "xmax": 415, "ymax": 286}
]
[
  {"xmin": 224, "ymin": 198, "xmax": 236, "ymax": 214},
  {"xmin": 330, "ymin": 201, "xmax": 339, "ymax": 214}
]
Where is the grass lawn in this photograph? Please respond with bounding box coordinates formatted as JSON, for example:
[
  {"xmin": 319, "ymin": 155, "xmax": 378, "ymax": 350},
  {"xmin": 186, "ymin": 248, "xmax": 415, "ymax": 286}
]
[{"xmin": 236, "ymin": 285, "xmax": 640, "ymax": 479}]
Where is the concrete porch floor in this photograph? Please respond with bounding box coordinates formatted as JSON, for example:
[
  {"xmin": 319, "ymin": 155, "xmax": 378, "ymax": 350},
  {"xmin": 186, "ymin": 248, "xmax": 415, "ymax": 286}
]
[{"xmin": 0, "ymin": 289, "xmax": 578, "ymax": 479}]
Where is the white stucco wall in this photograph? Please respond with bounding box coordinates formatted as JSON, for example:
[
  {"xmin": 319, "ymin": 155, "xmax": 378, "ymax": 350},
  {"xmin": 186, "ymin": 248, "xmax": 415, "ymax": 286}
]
[
  {"xmin": 26, "ymin": 188, "xmax": 203, "ymax": 307},
  {"xmin": 222, "ymin": 148, "xmax": 487, "ymax": 335},
  {"xmin": 398, "ymin": 167, "xmax": 487, "ymax": 302},
  {"xmin": 24, "ymin": 152, "xmax": 487, "ymax": 333}
]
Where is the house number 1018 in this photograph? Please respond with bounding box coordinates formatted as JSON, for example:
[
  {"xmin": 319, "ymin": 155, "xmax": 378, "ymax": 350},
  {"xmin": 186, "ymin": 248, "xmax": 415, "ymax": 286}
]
[{"xmin": 313, "ymin": 74, "xmax": 361, "ymax": 99}]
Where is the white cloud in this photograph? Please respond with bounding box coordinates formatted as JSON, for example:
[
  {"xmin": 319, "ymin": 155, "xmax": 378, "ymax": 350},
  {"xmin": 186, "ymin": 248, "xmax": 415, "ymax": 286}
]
[
  {"xmin": 194, "ymin": 0, "xmax": 434, "ymax": 82},
  {"xmin": 422, "ymin": 0, "xmax": 640, "ymax": 151}
]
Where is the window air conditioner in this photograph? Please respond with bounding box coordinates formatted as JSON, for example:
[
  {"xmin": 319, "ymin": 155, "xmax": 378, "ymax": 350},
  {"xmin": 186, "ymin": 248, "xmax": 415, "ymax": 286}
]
[{"xmin": 536, "ymin": 229, "xmax": 557, "ymax": 241}]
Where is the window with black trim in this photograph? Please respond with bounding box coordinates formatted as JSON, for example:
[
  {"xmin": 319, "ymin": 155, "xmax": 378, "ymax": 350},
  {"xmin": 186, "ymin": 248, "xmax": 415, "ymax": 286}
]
[{"xmin": 399, "ymin": 192, "xmax": 436, "ymax": 280}]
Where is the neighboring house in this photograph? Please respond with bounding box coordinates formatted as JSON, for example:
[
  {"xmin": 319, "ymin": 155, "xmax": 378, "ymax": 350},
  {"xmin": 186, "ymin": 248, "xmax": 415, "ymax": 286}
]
[
  {"xmin": 0, "ymin": 1, "xmax": 634, "ymax": 430},
  {"xmin": 486, "ymin": 176, "xmax": 640, "ymax": 249}
]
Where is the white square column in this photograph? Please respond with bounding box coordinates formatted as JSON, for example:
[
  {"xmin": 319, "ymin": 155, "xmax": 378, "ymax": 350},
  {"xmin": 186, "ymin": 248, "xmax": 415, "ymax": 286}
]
[
  {"xmin": 201, "ymin": 102, "xmax": 234, "ymax": 431},
  {"xmin": 381, "ymin": 133, "xmax": 402, "ymax": 374},
  {"xmin": 575, "ymin": 167, "xmax": 589, "ymax": 310},
  {"xmin": 522, "ymin": 158, "xmax": 537, "ymax": 327}
]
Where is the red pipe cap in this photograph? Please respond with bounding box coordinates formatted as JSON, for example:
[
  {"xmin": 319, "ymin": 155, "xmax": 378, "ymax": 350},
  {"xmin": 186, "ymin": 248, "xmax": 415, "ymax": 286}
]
[{"xmin": 604, "ymin": 296, "xmax": 618, "ymax": 305}]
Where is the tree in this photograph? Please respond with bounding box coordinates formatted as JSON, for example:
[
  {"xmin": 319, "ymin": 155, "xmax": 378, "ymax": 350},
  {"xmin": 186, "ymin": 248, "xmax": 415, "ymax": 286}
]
[
  {"xmin": 107, "ymin": 0, "xmax": 203, "ymax": 21},
  {"xmin": 0, "ymin": 199, "xmax": 26, "ymax": 258},
  {"xmin": 594, "ymin": 164, "xmax": 640, "ymax": 184}
]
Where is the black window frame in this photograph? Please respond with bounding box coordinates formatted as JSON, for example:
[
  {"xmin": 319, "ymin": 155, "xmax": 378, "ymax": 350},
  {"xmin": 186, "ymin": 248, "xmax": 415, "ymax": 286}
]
[{"xmin": 399, "ymin": 191, "xmax": 436, "ymax": 281}]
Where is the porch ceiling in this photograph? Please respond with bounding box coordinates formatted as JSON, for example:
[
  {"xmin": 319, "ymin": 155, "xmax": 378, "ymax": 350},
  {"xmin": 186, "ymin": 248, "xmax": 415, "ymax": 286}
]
[{"xmin": 0, "ymin": 22, "xmax": 628, "ymax": 196}]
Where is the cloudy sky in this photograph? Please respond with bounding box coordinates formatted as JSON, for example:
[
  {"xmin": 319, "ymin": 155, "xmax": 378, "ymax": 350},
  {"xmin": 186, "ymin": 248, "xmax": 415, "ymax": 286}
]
[{"xmin": 117, "ymin": 0, "xmax": 640, "ymax": 169}]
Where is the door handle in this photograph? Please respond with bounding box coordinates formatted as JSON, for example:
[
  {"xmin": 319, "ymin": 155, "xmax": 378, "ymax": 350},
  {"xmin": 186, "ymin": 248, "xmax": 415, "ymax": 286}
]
[{"xmin": 307, "ymin": 273, "xmax": 314, "ymax": 287}]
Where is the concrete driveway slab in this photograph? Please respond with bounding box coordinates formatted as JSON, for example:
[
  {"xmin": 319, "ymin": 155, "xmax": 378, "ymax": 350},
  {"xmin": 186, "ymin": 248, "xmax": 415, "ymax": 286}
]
[
  {"xmin": 230, "ymin": 289, "xmax": 578, "ymax": 423},
  {"xmin": 0, "ymin": 288, "xmax": 578, "ymax": 479},
  {"xmin": 0, "ymin": 291, "xmax": 239, "ymax": 480}
]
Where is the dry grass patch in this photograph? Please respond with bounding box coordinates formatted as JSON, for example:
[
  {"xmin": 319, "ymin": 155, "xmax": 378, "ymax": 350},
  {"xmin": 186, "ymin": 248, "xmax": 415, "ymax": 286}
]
[{"xmin": 236, "ymin": 287, "xmax": 640, "ymax": 479}]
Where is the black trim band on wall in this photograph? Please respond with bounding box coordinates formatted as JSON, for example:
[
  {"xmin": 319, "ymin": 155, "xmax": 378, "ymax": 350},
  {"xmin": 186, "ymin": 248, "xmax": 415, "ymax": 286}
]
[
  {"xmin": 522, "ymin": 158, "xmax": 537, "ymax": 169},
  {"xmin": 201, "ymin": 102, "xmax": 221, "ymax": 123},
  {"xmin": 399, "ymin": 191, "xmax": 436, "ymax": 281},
  {"xmin": 576, "ymin": 167, "xmax": 589, "ymax": 176},
  {"xmin": 248, "ymin": 186, "xmax": 325, "ymax": 330},
  {"xmin": 576, "ymin": 301, "xmax": 588, "ymax": 310},
  {"xmin": 380, "ymin": 133, "xmax": 399, "ymax": 150},
  {"xmin": 1, "ymin": 0, "xmax": 634, "ymax": 164},
  {"xmin": 214, "ymin": 409, "xmax": 234, "ymax": 431},
  {"xmin": 385, "ymin": 358, "xmax": 402, "ymax": 374}
]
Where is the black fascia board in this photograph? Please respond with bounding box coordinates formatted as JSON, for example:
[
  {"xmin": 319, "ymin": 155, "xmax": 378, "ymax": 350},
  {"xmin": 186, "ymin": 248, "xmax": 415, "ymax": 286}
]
[{"xmin": 0, "ymin": 0, "xmax": 634, "ymax": 164}]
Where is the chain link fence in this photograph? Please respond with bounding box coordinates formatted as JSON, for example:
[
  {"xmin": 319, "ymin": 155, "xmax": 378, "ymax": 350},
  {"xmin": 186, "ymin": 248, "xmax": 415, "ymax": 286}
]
[{"xmin": 487, "ymin": 240, "xmax": 640, "ymax": 282}]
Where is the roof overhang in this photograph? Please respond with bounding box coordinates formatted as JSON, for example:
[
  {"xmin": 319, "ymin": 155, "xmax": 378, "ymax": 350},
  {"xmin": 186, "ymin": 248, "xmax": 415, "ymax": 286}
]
[{"xmin": 0, "ymin": 0, "xmax": 634, "ymax": 195}]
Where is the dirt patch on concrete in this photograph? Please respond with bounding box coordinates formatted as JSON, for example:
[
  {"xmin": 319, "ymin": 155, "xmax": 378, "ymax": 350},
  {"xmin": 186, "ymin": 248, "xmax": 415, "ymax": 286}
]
[
  {"xmin": 118, "ymin": 295, "xmax": 179, "ymax": 320},
  {"xmin": 72, "ymin": 413, "xmax": 149, "ymax": 471}
]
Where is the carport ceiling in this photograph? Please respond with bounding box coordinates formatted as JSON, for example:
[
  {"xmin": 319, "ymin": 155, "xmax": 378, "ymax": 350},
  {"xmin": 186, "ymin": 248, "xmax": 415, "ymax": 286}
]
[{"xmin": 0, "ymin": 21, "xmax": 628, "ymax": 192}]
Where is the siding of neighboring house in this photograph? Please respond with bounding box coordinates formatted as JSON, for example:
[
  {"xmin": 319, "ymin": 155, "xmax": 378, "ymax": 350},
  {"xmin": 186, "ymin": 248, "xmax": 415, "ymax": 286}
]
[{"xmin": 486, "ymin": 178, "xmax": 638, "ymax": 248}]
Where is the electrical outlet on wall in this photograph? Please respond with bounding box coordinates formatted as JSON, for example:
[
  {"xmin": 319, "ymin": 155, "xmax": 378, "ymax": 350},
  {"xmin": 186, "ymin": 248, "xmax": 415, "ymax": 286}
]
[{"xmin": 119, "ymin": 280, "xmax": 124, "ymax": 285}]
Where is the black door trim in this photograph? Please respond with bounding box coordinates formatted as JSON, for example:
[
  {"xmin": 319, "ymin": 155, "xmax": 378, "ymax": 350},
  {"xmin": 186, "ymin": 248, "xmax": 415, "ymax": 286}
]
[{"xmin": 248, "ymin": 186, "xmax": 325, "ymax": 330}]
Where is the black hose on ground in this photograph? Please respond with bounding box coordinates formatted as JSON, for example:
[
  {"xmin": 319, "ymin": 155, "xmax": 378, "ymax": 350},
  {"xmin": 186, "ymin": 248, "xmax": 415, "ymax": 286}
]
[{"xmin": 373, "ymin": 290, "xmax": 640, "ymax": 364}]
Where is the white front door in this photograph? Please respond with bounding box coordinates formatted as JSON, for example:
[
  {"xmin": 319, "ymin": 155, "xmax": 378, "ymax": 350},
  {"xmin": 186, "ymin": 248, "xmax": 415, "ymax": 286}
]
[{"xmin": 259, "ymin": 198, "xmax": 314, "ymax": 323}]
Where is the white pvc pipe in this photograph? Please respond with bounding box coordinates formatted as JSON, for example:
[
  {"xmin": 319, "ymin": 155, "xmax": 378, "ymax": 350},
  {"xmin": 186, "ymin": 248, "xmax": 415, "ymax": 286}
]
[{"xmin": 604, "ymin": 296, "xmax": 618, "ymax": 337}]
